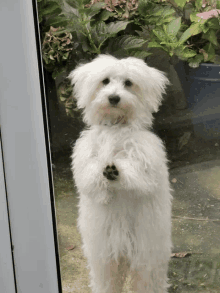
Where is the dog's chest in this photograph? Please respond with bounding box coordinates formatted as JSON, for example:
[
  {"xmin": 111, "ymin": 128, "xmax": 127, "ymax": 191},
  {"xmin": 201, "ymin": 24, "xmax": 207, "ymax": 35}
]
[{"xmin": 92, "ymin": 128, "xmax": 136, "ymax": 160}]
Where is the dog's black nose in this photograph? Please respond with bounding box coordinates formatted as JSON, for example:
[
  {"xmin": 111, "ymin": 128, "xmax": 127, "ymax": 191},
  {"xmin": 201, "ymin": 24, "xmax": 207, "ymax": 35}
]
[{"xmin": 108, "ymin": 95, "xmax": 120, "ymax": 106}]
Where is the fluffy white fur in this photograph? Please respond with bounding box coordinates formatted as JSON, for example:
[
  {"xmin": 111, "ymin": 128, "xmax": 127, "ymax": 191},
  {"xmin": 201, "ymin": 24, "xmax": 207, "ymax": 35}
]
[{"xmin": 69, "ymin": 55, "xmax": 172, "ymax": 293}]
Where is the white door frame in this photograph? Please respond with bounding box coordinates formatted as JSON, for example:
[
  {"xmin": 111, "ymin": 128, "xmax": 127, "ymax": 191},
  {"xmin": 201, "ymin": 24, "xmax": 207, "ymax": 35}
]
[
  {"xmin": 0, "ymin": 0, "xmax": 62, "ymax": 292},
  {"xmin": 0, "ymin": 135, "xmax": 16, "ymax": 292}
]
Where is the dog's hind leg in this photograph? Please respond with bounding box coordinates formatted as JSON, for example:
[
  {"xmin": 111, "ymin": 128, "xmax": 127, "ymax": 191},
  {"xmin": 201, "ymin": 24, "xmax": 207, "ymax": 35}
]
[
  {"xmin": 130, "ymin": 264, "xmax": 169, "ymax": 293},
  {"xmin": 88, "ymin": 257, "xmax": 128, "ymax": 293}
]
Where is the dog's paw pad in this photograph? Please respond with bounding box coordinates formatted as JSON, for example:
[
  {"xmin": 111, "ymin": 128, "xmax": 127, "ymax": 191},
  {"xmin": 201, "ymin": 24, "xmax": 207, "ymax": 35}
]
[{"xmin": 103, "ymin": 165, "xmax": 119, "ymax": 181}]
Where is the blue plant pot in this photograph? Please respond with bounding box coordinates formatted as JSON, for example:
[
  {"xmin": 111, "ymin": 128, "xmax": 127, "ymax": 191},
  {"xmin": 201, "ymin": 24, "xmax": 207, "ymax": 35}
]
[{"xmin": 175, "ymin": 61, "xmax": 220, "ymax": 139}]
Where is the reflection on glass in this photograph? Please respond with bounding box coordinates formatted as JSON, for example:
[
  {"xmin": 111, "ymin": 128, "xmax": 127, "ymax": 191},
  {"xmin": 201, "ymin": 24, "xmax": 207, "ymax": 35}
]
[{"xmin": 37, "ymin": 0, "xmax": 220, "ymax": 292}]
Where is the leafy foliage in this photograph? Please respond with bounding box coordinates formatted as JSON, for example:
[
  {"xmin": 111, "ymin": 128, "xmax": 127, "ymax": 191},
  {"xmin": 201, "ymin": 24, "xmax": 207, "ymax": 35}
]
[
  {"xmin": 86, "ymin": 0, "xmax": 139, "ymax": 20},
  {"xmin": 37, "ymin": 0, "xmax": 68, "ymax": 30},
  {"xmin": 60, "ymin": 0, "xmax": 147, "ymax": 58},
  {"xmin": 38, "ymin": 0, "xmax": 148, "ymax": 117},
  {"xmin": 38, "ymin": 0, "xmax": 220, "ymax": 118},
  {"xmin": 42, "ymin": 26, "xmax": 74, "ymax": 78},
  {"xmin": 138, "ymin": 0, "xmax": 220, "ymax": 68}
]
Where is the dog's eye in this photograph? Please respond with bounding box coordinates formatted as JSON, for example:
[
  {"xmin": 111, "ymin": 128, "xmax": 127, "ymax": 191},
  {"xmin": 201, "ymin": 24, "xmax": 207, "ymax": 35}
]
[
  {"xmin": 102, "ymin": 78, "xmax": 110, "ymax": 85},
  {"xmin": 124, "ymin": 79, "xmax": 133, "ymax": 87}
]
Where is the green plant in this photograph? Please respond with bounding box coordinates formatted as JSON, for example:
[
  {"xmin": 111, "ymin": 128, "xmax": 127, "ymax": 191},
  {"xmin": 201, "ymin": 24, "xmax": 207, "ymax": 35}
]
[
  {"xmin": 138, "ymin": 0, "xmax": 220, "ymax": 67},
  {"xmin": 37, "ymin": 0, "xmax": 73, "ymax": 78},
  {"xmin": 61, "ymin": 0, "xmax": 149, "ymax": 59},
  {"xmin": 37, "ymin": 0, "xmax": 69, "ymax": 30},
  {"xmin": 42, "ymin": 26, "xmax": 74, "ymax": 77},
  {"xmin": 38, "ymin": 0, "xmax": 152, "ymax": 117},
  {"xmin": 60, "ymin": 0, "xmax": 150, "ymax": 117},
  {"xmin": 38, "ymin": 1, "xmax": 150, "ymax": 73},
  {"xmin": 86, "ymin": 0, "xmax": 139, "ymax": 19}
]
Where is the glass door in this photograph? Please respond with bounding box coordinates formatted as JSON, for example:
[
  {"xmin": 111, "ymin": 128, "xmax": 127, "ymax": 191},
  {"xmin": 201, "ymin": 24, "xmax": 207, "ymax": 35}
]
[
  {"xmin": 2, "ymin": 0, "xmax": 218, "ymax": 292},
  {"xmin": 0, "ymin": 0, "xmax": 62, "ymax": 292}
]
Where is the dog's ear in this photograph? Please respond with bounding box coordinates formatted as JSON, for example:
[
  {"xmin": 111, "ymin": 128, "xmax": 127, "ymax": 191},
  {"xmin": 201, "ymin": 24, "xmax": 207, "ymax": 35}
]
[
  {"xmin": 68, "ymin": 63, "xmax": 92, "ymax": 109},
  {"xmin": 144, "ymin": 66, "xmax": 170, "ymax": 113},
  {"xmin": 125, "ymin": 58, "xmax": 170, "ymax": 113}
]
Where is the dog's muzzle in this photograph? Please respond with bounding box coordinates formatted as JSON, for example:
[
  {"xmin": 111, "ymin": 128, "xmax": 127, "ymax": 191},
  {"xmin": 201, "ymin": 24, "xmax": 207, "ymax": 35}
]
[{"xmin": 108, "ymin": 95, "xmax": 120, "ymax": 106}]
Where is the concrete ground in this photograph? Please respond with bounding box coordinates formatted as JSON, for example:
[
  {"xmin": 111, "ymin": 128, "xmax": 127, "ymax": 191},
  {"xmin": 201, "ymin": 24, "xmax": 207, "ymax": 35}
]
[
  {"xmin": 53, "ymin": 157, "xmax": 220, "ymax": 293},
  {"xmin": 169, "ymin": 160, "xmax": 220, "ymax": 292}
]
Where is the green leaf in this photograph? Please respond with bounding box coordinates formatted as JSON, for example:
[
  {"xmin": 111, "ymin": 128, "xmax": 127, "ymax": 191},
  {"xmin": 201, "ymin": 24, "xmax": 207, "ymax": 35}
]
[
  {"xmin": 61, "ymin": 0, "xmax": 79, "ymax": 18},
  {"xmin": 166, "ymin": 32, "xmax": 178, "ymax": 43},
  {"xmin": 148, "ymin": 41, "xmax": 169, "ymax": 52},
  {"xmin": 60, "ymin": 96, "xmax": 67, "ymax": 102},
  {"xmin": 161, "ymin": 6, "xmax": 176, "ymax": 17},
  {"xmin": 190, "ymin": 12, "xmax": 207, "ymax": 24},
  {"xmin": 89, "ymin": 2, "xmax": 105, "ymax": 11},
  {"xmin": 213, "ymin": 55, "xmax": 220, "ymax": 64},
  {"xmin": 173, "ymin": 0, "xmax": 187, "ymax": 8},
  {"xmin": 107, "ymin": 21, "xmax": 129, "ymax": 35},
  {"xmin": 45, "ymin": 16, "xmax": 68, "ymax": 28},
  {"xmin": 152, "ymin": 6, "xmax": 175, "ymax": 17},
  {"xmin": 157, "ymin": 15, "xmax": 177, "ymax": 25},
  {"xmin": 118, "ymin": 36, "xmax": 147, "ymax": 50},
  {"xmin": 194, "ymin": 0, "xmax": 203, "ymax": 10},
  {"xmin": 175, "ymin": 47, "xmax": 197, "ymax": 59},
  {"xmin": 106, "ymin": 36, "xmax": 147, "ymax": 56},
  {"xmin": 203, "ymin": 43, "xmax": 216, "ymax": 61},
  {"xmin": 64, "ymin": 0, "xmax": 81, "ymax": 9},
  {"xmin": 63, "ymin": 52, "xmax": 70, "ymax": 60},
  {"xmin": 76, "ymin": 32, "xmax": 92, "ymax": 52},
  {"xmin": 91, "ymin": 22, "xmax": 108, "ymax": 45},
  {"xmin": 85, "ymin": 2, "xmax": 105, "ymax": 17},
  {"xmin": 152, "ymin": 28, "xmax": 167, "ymax": 42},
  {"xmin": 41, "ymin": 2, "xmax": 62, "ymax": 17},
  {"xmin": 207, "ymin": 18, "xmax": 220, "ymax": 29},
  {"xmin": 42, "ymin": 55, "xmax": 49, "ymax": 64},
  {"xmin": 82, "ymin": 0, "xmax": 92, "ymax": 5},
  {"xmin": 52, "ymin": 66, "xmax": 66, "ymax": 79},
  {"xmin": 202, "ymin": 29, "xmax": 219, "ymax": 46},
  {"xmin": 188, "ymin": 54, "xmax": 204, "ymax": 68},
  {"xmin": 202, "ymin": 24, "xmax": 209, "ymax": 33},
  {"xmin": 49, "ymin": 54, "xmax": 55, "ymax": 60},
  {"xmin": 130, "ymin": 51, "xmax": 152, "ymax": 59},
  {"xmin": 97, "ymin": 10, "xmax": 114, "ymax": 21},
  {"xmin": 148, "ymin": 41, "xmax": 163, "ymax": 48},
  {"xmin": 166, "ymin": 17, "xmax": 181, "ymax": 36},
  {"xmin": 179, "ymin": 23, "xmax": 203, "ymax": 44},
  {"xmin": 151, "ymin": 7, "xmax": 165, "ymax": 17}
]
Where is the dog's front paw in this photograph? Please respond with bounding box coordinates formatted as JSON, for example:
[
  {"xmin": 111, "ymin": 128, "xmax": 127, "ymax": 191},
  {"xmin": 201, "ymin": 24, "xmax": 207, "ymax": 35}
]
[{"xmin": 103, "ymin": 165, "xmax": 119, "ymax": 181}]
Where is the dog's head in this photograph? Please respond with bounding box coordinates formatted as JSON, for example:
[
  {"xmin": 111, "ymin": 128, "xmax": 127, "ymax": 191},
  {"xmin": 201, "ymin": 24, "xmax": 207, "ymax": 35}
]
[{"xmin": 68, "ymin": 55, "xmax": 169, "ymax": 127}]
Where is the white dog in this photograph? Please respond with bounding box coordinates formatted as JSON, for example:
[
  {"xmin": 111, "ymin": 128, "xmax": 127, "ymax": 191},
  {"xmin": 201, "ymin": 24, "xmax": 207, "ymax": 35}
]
[{"xmin": 69, "ymin": 55, "xmax": 172, "ymax": 293}]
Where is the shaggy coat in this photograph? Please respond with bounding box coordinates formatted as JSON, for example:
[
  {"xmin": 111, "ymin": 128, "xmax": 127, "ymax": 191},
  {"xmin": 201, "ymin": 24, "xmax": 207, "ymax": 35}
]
[{"xmin": 69, "ymin": 55, "xmax": 172, "ymax": 293}]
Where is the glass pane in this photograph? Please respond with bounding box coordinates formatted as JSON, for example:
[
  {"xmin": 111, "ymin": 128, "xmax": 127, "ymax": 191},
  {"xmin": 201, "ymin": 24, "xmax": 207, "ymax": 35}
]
[{"xmin": 36, "ymin": 1, "xmax": 220, "ymax": 292}]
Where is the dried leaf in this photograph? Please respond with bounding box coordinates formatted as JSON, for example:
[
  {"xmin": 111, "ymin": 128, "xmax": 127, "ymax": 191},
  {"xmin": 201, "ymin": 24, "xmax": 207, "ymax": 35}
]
[
  {"xmin": 66, "ymin": 245, "xmax": 76, "ymax": 251},
  {"xmin": 171, "ymin": 252, "xmax": 192, "ymax": 258}
]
